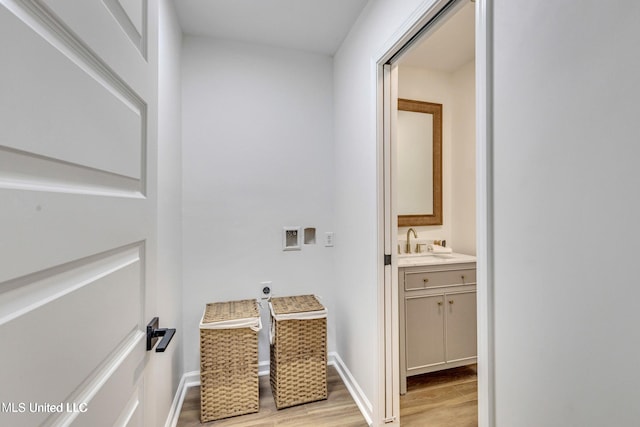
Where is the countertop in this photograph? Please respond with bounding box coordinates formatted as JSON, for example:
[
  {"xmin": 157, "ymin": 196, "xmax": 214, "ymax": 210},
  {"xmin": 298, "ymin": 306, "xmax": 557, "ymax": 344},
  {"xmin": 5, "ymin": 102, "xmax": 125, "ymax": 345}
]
[{"xmin": 397, "ymin": 252, "xmax": 476, "ymax": 267}]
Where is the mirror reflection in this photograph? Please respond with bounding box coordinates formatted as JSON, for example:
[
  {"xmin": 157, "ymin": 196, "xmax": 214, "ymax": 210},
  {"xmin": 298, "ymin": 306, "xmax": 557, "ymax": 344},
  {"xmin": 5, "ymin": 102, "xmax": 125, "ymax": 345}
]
[{"xmin": 397, "ymin": 98, "xmax": 442, "ymax": 226}]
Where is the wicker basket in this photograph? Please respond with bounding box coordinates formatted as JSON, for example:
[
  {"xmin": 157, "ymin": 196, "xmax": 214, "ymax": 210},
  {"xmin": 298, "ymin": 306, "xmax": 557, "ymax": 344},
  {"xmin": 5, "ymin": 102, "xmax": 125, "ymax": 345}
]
[
  {"xmin": 269, "ymin": 294, "xmax": 327, "ymax": 409},
  {"xmin": 200, "ymin": 299, "xmax": 261, "ymax": 423}
]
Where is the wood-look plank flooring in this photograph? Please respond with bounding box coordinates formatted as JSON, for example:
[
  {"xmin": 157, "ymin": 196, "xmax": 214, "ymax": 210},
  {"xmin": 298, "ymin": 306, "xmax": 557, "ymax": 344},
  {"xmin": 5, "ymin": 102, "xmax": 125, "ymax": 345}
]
[
  {"xmin": 176, "ymin": 366, "xmax": 368, "ymax": 427},
  {"xmin": 177, "ymin": 364, "xmax": 477, "ymax": 426},
  {"xmin": 400, "ymin": 365, "xmax": 478, "ymax": 427}
]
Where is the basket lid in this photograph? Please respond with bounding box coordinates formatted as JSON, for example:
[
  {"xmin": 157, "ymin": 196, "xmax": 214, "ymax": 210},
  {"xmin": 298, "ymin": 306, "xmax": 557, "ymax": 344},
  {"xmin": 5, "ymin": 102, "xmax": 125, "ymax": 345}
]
[
  {"xmin": 270, "ymin": 294, "xmax": 325, "ymax": 315},
  {"xmin": 200, "ymin": 299, "xmax": 261, "ymax": 331}
]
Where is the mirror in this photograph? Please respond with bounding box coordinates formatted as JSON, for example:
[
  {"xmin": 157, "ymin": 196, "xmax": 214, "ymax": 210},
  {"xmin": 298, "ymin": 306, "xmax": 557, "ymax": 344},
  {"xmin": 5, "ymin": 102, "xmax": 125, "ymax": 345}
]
[{"xmin": 397, "ymin": 98, "xmax": 442, "ymax": 226}]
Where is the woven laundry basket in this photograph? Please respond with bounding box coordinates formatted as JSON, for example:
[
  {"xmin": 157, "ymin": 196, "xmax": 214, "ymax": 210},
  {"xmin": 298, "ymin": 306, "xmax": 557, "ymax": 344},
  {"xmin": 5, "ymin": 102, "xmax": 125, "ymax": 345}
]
[
  {"xmin": 269, "ymin": 294, "xmax": 327, "ymax": 409},
  {"xmin": 199, "ymin": 299, "xmax": 261, "ymax": 423}
]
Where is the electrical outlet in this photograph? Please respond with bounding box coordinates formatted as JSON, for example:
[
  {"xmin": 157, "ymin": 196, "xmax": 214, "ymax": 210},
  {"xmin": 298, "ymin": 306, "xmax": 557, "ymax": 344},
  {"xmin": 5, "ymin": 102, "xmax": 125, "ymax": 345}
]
[{"xmin": 260, "ymin": 281, "xmax": 272, "ymax": 298}]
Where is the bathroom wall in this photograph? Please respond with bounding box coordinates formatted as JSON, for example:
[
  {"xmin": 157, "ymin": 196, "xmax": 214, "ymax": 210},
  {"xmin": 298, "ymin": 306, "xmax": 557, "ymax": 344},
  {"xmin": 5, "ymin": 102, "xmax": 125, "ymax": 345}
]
[
  {"xmin": 181, "ymin": 37, "xmax": 335, "ymax": 372},
  {"xmin": 450, "ymin": 60, "xmax": 475, "ymax": 256},
  {"xmin": 397, "ymin": 62, "xmax": 476, "ymax": 255},
  {"xmin": 397, "ymin": 66, "xmax": 454, "ymax": 246}
]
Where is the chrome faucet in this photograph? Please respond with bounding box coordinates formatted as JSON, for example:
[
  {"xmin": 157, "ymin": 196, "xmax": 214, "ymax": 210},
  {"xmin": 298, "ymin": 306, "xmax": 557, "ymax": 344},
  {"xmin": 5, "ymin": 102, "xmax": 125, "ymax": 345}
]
[{"xmin": 406, "ymin": 228, "xmax": 417, "ymax": 254}]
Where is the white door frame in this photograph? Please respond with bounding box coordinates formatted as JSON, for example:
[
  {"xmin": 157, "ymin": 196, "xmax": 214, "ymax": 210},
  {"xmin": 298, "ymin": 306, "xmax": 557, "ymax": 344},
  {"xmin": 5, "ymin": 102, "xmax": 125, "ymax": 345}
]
[{"xmin": 375, "ymin": 1, "xmax": 494, "ymax": 425}]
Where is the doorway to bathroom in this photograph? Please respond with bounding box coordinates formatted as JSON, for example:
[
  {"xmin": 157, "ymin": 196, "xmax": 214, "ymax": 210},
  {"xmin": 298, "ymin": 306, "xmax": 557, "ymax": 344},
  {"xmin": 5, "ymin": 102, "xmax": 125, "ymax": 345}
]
[{"xmin": 376, "ymin": 0, "xmax": 493, "ymax": 425}]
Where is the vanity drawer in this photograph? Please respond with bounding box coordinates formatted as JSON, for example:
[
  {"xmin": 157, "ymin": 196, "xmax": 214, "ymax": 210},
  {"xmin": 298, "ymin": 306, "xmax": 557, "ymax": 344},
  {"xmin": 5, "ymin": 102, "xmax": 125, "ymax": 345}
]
[{"xmin": 404, "ymin": 269, "xmax": 476, "ymax": 291}]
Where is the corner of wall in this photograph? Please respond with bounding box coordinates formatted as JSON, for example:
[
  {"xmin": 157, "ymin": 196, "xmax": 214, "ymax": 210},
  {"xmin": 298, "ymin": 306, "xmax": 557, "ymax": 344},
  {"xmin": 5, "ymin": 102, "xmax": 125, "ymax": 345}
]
[{"xmin": 157, "ymin": 0, "xmax": 185, "ymax": 422}]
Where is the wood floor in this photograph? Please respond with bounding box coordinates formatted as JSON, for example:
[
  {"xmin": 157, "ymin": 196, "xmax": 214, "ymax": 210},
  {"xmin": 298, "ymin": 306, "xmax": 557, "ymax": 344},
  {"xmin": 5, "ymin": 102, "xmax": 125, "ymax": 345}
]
[
  {"xmin": 176, "ymin": 366, "xmax": 368, "ymax": 427},
  {"xmin": 177, "ymin": 364, "xmax": 477, "ymax": 426},
  {"xmin": 400, "ymin": 365, "xmax": 478, "ymax": 427}
]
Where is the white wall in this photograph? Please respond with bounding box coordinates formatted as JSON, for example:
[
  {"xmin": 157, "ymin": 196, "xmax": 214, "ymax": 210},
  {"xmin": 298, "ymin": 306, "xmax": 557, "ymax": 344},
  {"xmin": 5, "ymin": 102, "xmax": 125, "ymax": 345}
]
[
  {"xmin": 396, "ymin": 62, "xmax": 476, "ymax": 255},
  {"xmin": 181, "ymin": 37, "xmax": 335, "ymax": 371},
  {"xmin": 450, "ymin": 60, "xmax": 475, "ymax": 255},
  {"xmin": 156, "ymin": 0, "xmax": 183, "ymax": 421},
  {"xmin": 492, "ymin": 2, "xmax": 640, "ymax": 426},
  {"xmin": 398, "ymin": 66, "xmax": 454, "ymax": 245},
  {"xmin": 333, "ymin": 0, "xmax": 432, "ymax": 417}
]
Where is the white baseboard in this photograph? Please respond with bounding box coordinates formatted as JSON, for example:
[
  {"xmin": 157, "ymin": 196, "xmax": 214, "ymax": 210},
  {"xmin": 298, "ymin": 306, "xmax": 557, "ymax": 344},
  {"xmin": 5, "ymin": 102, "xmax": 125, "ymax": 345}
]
[
  {"xmin": 258, "ymin": 359, "xmax": 270, "ymax": 376},
  {"xmin": 164, "ymin": 370, "xmax": 199, "ymax": 427},
  {"xmin": 165, "ymin": 353, "xmax": 372, "ymax": 427},
  {"xmin": 328, "ymin": 352, "xmax": 373, "ymax": 426}
]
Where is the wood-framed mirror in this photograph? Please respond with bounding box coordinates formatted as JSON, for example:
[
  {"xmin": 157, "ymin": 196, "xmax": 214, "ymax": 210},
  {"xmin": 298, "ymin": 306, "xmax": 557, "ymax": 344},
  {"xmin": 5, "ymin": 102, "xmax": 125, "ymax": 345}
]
[{"xmin": 397, "ymin": 98, "xmax": 443, "ymax": 226}]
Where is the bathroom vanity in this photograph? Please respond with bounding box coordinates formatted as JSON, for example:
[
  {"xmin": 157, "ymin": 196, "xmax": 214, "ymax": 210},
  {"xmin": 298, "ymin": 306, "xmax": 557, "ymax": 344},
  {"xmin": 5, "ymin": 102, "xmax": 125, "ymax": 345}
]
[{"xmin": 399, "ymin": 253, "xmax": 477, "ymax": 395}]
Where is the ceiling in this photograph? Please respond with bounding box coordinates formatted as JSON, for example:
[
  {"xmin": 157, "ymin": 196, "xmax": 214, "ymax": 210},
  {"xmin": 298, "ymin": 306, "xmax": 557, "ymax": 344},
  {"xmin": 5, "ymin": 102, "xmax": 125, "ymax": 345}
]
[
  {"xmin": 399, "ymin": 1, "xmax": 475, "ymax": 72},
  {"xmin": 173, "ymin": 0, "xmax": 369, "ymax": 56}
]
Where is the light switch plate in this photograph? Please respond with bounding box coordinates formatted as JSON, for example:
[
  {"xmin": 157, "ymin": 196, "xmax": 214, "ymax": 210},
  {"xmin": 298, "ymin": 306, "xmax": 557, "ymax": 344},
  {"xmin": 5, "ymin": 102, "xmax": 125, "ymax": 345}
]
[{"xmin": 324, "ymin": 231, "xmax": 334, "ymax": 247}]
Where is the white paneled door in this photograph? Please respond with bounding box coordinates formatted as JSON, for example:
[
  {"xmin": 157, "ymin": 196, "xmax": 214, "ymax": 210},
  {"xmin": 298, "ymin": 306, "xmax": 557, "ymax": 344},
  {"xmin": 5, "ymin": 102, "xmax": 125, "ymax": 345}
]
[{"xmin": 0, "ymin": 1, "xmax": 159, "ymax": 426}]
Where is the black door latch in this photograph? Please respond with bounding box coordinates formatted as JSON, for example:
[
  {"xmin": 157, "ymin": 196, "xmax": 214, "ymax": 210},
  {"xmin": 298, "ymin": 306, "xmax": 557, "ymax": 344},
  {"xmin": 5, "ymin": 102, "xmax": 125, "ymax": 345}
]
[{"xmin": 146, "ymin": 317, "xmax": 176, "ymax": 352}]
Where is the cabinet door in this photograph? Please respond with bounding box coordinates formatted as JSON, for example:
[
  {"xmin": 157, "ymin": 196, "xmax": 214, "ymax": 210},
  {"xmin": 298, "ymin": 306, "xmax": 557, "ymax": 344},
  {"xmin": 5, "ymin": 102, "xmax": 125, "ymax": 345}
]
[
  {"xmin": 405, "ymin": 295, "xmax": 445, "ymax": 370},
  {"xmin": 445, "ymin": 291, "xmax": 477, "ymax": 362}
]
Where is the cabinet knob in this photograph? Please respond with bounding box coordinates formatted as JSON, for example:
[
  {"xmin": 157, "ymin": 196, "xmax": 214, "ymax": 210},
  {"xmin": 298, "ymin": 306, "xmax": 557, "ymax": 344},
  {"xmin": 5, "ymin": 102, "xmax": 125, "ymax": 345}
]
[
  {"xmin": 423, "ymin": 278, "xmax": 429, "ymax": 283},
  {"xmin": 437, "ymin": 301, "xmax": 442, "ymax": 306},
  {"xmin": 449, "ymin": 300, "xmax": 454, "ymax": 305},
  {"xmin": 461, "ymin": 275, "xmax": 465, "ymax": 281}
]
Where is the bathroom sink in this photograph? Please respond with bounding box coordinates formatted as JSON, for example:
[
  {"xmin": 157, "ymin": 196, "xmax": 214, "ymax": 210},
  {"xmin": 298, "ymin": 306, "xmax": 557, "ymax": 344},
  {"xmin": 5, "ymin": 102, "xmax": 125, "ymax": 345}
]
[
  {"xmin": 397, "ymin": 252, "xmax": 477, "ymax": 266},
  {"xmin": 397, "ymin": 253, "xmax": 435, "ymax": 258}
]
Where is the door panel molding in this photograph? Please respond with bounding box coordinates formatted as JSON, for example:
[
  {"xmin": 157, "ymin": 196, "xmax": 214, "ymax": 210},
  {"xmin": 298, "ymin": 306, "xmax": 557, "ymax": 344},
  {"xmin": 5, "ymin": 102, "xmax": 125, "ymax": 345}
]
[
  {"xmin": 0, "ymin": 146, "xmax": 143, "ymax": 197},
  {"xmin": 102, "ymin": 0, "xmax": 147, "ymax": 58},
  {"xmin": 1, "ymin": 0, "xmax": 147, "ymax": 186},
  {"xmin": 0, "ymin": 243, "xmax": 142, "ymax": 326},
  {"xmin": 43, "ymin": 330, "xmax": 145, "ymax": 427},
  {"xmin": 112, "ymin": 384, "xmax": 143, "ymax": 427},
  {"xmin": 0, "ymin": 243, "xmax": 146, "ymax": 426}
]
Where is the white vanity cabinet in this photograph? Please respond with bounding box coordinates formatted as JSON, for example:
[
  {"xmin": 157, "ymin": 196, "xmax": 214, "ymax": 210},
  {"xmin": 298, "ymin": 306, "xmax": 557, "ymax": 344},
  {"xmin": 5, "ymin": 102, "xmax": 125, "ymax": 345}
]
[{"xmin": 399, "ymin": 261, "xmax": 477, "ymax": 394}]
